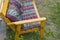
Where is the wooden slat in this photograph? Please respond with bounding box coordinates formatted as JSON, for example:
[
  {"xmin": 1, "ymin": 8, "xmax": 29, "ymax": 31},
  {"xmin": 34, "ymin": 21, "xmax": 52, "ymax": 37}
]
[
  {"xmin": 15, "ymin": 25, "xmax": 21, "ymax": 40},
  {"xmin": 0, "ymin": 0, "xmax": 3, "ymax": 12},
  {"xmin": 8, "ymin": 17, "xmax": 46, "ymax": 25},
  {"xmin": 40, "ymin": 21, "xmax": 45, "ymax": 38},
  {"xmin": 1, "ymin": 0, "xmax": 8, "ymax": 16},
  {"xmin": 32, "ymin": 0, "xmax": 40, "ymax": 18}
]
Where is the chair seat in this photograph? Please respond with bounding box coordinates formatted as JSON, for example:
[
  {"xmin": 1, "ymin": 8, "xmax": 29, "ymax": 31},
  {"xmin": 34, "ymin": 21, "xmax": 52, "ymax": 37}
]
[
  {"xmin": 6, "ymin": 0, "xmax": 40, "ymax": 30},
  {"xmin": 21, "ymin": 22, "xmax": 40, "ymax": 30},
  {"xmin": 21, "ymin": 1, "xmax": 40, "ymax": 30}
]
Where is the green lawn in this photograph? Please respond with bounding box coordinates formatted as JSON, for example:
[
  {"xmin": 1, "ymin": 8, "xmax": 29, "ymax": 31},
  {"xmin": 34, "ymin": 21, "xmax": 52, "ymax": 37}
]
[
  {"xmin": 49, "ymin": 2, "xmax": 60, "ymax": 39},
  {"xmin": 49, "ymin": 2, "xmax": 60, "ymax": 29}
]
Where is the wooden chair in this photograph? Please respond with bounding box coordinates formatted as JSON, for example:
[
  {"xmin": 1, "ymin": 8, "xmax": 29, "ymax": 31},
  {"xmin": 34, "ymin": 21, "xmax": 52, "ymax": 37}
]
[{"xmin": 0, "ymin": 0, "xmax": 46, "ymax": 40}]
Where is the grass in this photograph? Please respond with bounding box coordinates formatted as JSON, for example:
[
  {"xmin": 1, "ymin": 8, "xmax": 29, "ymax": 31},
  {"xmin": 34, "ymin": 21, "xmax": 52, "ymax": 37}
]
[
  {"xmin": 49, "ymin": 2, "xmax": 60, "ymax": 28},
  {"xmin": 49, "ymin": 2, "xmax": 60, "ymax": 39}
]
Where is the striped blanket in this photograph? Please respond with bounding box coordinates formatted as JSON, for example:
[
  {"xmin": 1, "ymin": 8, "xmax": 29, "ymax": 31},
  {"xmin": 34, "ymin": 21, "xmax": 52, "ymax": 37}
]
[
  {"xmin": 6, "ymin": 0, "xmax": 40, "ymax": 30},
  {"xmin": 21, "ymin": 0, "xmax": 40, "ymax": 30}
]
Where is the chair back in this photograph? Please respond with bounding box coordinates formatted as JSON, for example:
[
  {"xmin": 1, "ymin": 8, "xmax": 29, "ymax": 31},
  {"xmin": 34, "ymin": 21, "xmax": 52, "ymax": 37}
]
[{"xmin": 1, "ymin": 0, "xmax": 8, "ymax": 16}]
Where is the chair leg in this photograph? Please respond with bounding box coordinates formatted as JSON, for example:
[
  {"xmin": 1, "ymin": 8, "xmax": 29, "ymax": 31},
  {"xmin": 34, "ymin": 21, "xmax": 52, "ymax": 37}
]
[
  {"xmin": 15, "ymin": 32, "xmax": 20, "ymax": 40},
  {"xmin": 15, "ymin": 25, "xmax": 21, "ymax": 40},
  {"xmin": 40, "ymin": 21, "xmax": 45, "ymax": 39}
]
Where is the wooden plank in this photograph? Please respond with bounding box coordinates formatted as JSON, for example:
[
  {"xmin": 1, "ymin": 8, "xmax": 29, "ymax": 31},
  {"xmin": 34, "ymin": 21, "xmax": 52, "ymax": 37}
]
[
  {"xmin": 40, "ymin": 21, "xmax": 45, "ymax": 39},
  {"xmin": 32, "ymin": 0, "xmax": 40, "ymax": 18},
  {"xmin": 15, "ymin": 25, "xmax": 21, "ymax": 40},
  {"xmin": 8, "ymin": 17, "xmax": 46, "ymax": 25},
  {"xmin": 15, "ymin": 32, "xmax": 19, "ymax": 40},
  {"xmin": 0, "ymin": 0, "xmax": 4, "ymax": 12},
  {"xmin": 1, "ymin": 0, "xmax": 8, "ymax": 16}
]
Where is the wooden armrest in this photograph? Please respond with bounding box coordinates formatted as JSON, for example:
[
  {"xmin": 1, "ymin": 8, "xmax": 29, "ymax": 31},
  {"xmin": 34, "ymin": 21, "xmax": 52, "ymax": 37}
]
[{"xmin": 8, "ymin": 17, "xmax": 46, "ymax": 25}]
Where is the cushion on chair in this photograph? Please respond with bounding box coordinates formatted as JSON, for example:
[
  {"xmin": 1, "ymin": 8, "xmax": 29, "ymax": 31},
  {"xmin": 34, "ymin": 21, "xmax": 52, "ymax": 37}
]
[
  {"xmin": 21, "ymin": 0, "xmax": 40, "ymax": 30},
  {"xmin": 6, "ymin": 0, "xmax": 40, "ymax": 30},
  {"xmin": 6, "ymin": 0, "xmax": 23, "ymax": 22}
]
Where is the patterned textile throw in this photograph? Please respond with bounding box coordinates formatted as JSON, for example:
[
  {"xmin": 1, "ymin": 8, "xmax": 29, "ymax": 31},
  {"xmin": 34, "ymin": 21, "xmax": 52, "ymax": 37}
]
[
  {"xmin": 6, "ymin": 0, "xmax": 23, "ymax": 22},
  {"xmin": 6, "ymin": 0, "xmax": 40, "ymax": 30},
  {"xmin": 21, "ymin": 0, "xmax": 40, "ymax": 30}
]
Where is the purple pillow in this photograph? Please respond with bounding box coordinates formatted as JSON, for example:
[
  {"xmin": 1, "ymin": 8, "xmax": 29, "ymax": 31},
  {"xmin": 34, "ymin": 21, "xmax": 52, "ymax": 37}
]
[{"xmin": 6, "ymin": 0, "xmax": 23, "ymax": 22}]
